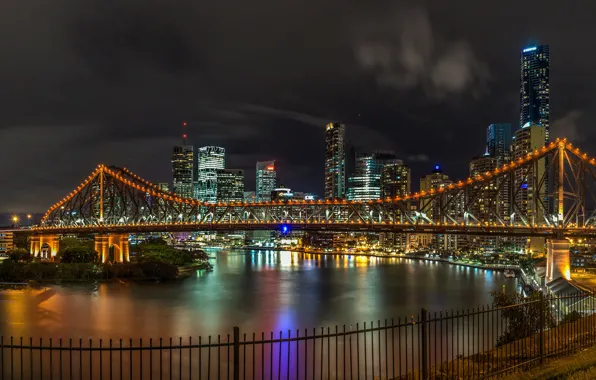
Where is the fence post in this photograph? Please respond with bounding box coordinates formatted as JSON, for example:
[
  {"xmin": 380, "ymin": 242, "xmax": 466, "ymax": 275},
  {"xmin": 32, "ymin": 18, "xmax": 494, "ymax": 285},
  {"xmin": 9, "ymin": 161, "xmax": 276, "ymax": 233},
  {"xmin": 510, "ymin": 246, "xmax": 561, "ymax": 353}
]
[
  {"xmin": 539, "ymin": 292, "xmax": 544, "ymax": 365},
  {"xmin": 421, "ymin": 308, "xmax": 428, "ymax": 380},
  {"xmin": 233, "ymin": 326, "xmax": 240, "ymax": 380}
]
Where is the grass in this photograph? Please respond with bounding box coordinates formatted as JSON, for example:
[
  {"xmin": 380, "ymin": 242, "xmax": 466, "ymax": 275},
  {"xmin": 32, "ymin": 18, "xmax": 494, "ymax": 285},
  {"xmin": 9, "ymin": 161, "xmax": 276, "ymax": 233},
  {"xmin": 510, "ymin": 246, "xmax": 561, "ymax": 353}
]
[
  {"xmin": 502, "ymin": 345, "xmax": 596, "ymax": 379},
  {"xmin": 392, "ymin": 313, "xmax": 596, "ymax": 379}
]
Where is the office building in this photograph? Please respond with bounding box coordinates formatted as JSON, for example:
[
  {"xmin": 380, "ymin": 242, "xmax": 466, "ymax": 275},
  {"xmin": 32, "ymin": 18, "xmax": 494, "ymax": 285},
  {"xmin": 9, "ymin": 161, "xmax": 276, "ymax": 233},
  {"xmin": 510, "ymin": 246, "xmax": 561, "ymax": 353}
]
[
  {"xmin": 513, "ymin": 123, "xmax": 547, "ymax": 224},
  {"xmin": 0, "ymin": 231, "xmax": 14, "ymax": 255},
  {"xmin": 380, "ymin": 160, "xmax": 411, "ymax": 199},
  {"xmin": 347, "ymin": 152, "xmax": 396, "ymax": 201},
  {"xmin": 325, "ymin": 123, "xmax": 346, "ymax": 199},
  {"xmin": 469, "ymin": 154, "xmax": 498, "ymax": 221},
  {"xmin": 244, "ymin": 191, "xmax": 257, "ymax": 203},
  {"xmin": 486, "ymin": 123, "xmax": 512, "ymax": 166},
  {"xmin": 468, "ymin": 154, "xmax": 498, "ymax": 252},
  {"xmin": 157, "ymin": 183, "xmax": 170, "ymax": 192},
  {"xmin": 172, "ymin": 139, "xmax": 194, "ymax": 198},
  {"xmin": 486, "ymin": 123, "xmax": 513, "ymax": 223},
  {"xmin": 420, "ymin": 166, "xmax": 463, "ymax": 251},
  {"xmin": 197, "ymin": 146, "xmax": 225, "ymax": 202},
  {"xmin": 216, "ymin": 169, "xmax": 244, "ymax": 202},
  {"xmin": 379, "ymin": 160, "xmax": 411, "ymax": 251},
  {"xmin": 520, "ymin": 45, "xmax": 550, "ymax": 143},
  {"xmin": 256, "ymin": 161, "xmax": 276, "ymax": 201}
]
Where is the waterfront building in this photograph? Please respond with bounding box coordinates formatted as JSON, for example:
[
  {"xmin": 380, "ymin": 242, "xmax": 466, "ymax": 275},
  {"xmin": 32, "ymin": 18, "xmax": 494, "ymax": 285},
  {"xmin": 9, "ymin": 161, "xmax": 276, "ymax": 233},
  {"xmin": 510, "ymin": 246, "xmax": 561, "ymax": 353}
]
[
  {"xmin": 379, "ymin": 160, "xmax": 411, "ymax": 251},
  {"xmin": 157, "ymin": 183, "xmax": 170, "ymax": 192},
  {"xmin": 197, "ymin": 146, "xmax": 225, "ymax": 202},
  {"xmin": 468, "ymin": 154, "xmax": 498, "ymax": 252},
  {"xmin": 513, "ymin": 123, "xmax": 547, "ymax": 225},
  {"xmin": 172, "ymin": 137, "xmax": 194, "ymax": 198},
  {"xmin": 256, "ymin": 161, "xmax": 276, "ymax": 201},
  {"xmin": 0, "ymin": 231, "xmax": 14, "ymax": 255},
  {"xmin": 325, "ymin": 123, "xmax": 346, "ymax": 199},
  {"xmin": 420, "ymin": 166, "xmax": 463, "ymax": 251},
  {"xmin": 216, "ymin": 169, "xmax": 244, "ymax": 202},
  {"xmin": 512, "ymin": 123, "xmax": 547, "ymax": 253},
  {"xmin": 520, "ymin": 45, "xmax": 550, "ymax": 143},
  {"xmin": 347, "ymin": 152, "xmax": 396, "ymax": 201}
]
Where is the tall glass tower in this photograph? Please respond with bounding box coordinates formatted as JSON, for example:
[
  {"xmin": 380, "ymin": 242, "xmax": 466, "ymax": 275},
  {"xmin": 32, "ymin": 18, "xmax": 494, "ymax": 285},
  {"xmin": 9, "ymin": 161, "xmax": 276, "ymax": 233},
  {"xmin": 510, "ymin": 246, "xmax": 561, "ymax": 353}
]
[
  {"xmin": 172, "ymin": 141, "xmax": 194, "ymax": 199},
  {"xmin": 256, "ymin": 161, "xmax": 276, "ymax": 201},
  {"xmin": 325, "ymin": 123, "xmax": 346, "ymax": 199},
  {"xmin": 197, "ymin": 146, "xmax": 225, "ymax": 202},
  {"xmin": 520, "ymin": 45, "xmax": 550, "ymax": 143}
]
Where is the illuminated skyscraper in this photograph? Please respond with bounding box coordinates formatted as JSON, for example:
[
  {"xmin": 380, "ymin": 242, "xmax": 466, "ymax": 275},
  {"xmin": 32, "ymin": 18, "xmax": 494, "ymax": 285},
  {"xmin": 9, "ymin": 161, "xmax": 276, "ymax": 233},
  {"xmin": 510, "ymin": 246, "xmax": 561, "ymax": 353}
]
[
  {"xmin": 172, "ymin": 137, "xmax": 194, "ymax": 199},
  {"xmin": 197, "ymin": 146, "xmax": 225, "ymax": 202},
  {"xmin": 468, "ymin": 154, "xmax": 498, "ymax": 252},
  {"xmin": 347, "ymin": 152, "xmax": 396, "ymax": 201},
  {"xmin": 157, "ymin": 183, "xmax": 170, "ymax": 192},
  {"xmin": 520, "ymin": 45, "xmax": 550, "ymax": 142},
  {"xmin": 325, "ymin": 123, "xmax": 346, "ymax": 199},
  {"xmin": 486, "ymin": 123, "xmax": 512, "ymax": 166},
  {"xmin": 512, "ymin": 123, "xmax": 547, "ymax": 224},
  {"xmin": 216, "ymin": 169, "xmax": 244, "ymax": 202},
  {"xmin": 380, "ymin": 160, "xmax": 411, "ymax": 199},
  {"xmin": 256, "ymin": 160, "xmax": 276, "ymax": 201}
]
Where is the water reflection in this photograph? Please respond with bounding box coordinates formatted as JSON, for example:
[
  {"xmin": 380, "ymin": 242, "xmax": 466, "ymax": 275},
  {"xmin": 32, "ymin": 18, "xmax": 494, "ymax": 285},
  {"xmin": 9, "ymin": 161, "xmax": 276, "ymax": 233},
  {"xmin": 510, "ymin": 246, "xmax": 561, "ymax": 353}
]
[{"xmin": 0, "ymin": 250, "xmax": 516, "ymax": 339}]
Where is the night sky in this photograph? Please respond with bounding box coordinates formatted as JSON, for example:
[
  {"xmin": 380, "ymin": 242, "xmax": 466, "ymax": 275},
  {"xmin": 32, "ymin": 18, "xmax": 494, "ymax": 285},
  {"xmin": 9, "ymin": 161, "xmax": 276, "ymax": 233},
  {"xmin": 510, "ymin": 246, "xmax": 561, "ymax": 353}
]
[{"xmin": 1, "ymin": 0, "xmax": 595, "ymax": 213}]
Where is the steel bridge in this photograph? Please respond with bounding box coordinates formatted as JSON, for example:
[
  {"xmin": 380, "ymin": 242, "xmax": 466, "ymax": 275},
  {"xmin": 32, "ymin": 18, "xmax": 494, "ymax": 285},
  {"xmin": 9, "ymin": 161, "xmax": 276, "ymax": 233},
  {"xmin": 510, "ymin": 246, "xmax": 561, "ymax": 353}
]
[{"xmin": 29, "ymin": 139, "xmax": 596, "ymax": 262}]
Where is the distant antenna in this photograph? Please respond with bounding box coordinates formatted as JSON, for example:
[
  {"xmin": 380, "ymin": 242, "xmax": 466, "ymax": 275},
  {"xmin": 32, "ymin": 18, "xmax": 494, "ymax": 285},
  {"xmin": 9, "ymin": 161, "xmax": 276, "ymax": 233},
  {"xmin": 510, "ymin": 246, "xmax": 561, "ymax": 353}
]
[{"xmin": 182, "ymin": 121, "xmax": 188, "ymax": 144}]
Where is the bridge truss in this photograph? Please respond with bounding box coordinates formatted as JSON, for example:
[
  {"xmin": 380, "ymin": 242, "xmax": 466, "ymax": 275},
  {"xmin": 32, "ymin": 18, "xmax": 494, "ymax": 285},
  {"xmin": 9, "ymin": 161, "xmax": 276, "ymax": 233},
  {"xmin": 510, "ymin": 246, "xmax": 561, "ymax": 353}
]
[{"xmin": 35, "ymin": 139, "xmax": 596, "ymax": 237}]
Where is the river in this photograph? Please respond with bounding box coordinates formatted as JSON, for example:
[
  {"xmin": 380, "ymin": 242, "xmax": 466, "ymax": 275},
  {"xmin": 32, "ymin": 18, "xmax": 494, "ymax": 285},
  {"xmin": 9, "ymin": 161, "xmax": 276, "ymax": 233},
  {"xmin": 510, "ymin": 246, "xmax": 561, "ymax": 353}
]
[{"xmin": 0, "ymin": 250, "xmax": 517, "ymax": 340}]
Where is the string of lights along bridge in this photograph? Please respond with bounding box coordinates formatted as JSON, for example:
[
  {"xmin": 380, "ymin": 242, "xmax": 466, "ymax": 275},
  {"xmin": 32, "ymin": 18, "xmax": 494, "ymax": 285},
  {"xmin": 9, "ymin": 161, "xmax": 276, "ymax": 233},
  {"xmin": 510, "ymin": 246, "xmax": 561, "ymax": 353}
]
[{"xmin": 27, "ymin": 138, "xmax": 596, "ymax": 263}]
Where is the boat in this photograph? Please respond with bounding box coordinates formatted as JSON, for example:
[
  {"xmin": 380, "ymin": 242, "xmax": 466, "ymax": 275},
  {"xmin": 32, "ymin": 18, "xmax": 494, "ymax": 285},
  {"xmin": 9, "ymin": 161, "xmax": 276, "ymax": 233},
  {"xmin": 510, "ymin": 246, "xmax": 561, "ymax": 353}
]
[{"xmin": 504, "ymin": 269, "xmax": 516, "ymax": 278}]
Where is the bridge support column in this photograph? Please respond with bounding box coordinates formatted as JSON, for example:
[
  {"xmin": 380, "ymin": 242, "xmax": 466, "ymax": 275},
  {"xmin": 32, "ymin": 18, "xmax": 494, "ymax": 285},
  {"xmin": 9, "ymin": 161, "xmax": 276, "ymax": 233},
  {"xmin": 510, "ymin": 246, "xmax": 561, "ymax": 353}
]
[
  {"xmin": 31, "ymin": 235, "xmax": 60, "ymax": 261},
  {"xmin": 95, "ymin": 234, "xmax": 130, "ymax": 263},
  {"xmin": 546, "ymin": 239, "xmax": 570, "ymax": 283},
  {"xmin": 95, "ymin": 234, "xmax": 110, "ymax": 263},
  {"xmin": 30, "ymin": 235, "xmax": 40, "ymax": 256}
]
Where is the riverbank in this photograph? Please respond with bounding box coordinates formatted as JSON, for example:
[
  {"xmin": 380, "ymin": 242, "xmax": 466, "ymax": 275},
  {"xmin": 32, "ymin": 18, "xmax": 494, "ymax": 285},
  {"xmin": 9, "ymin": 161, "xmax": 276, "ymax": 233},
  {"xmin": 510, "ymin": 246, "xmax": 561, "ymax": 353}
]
[
  {"xmin": 240, "ymin": 246, "xmax": 520, "ymax": 272},
  {"xmin": 0, "ymin": 260, "xmax": 212, "ymax": 284}
]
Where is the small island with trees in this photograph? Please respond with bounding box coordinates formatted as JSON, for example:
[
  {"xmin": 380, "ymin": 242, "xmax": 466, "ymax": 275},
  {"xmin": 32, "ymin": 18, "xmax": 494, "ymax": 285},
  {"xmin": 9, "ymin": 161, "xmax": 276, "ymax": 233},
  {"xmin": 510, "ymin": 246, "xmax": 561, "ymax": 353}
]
[{"xmin": 0, "ymin": 236, "xmax": 212, "ymax": 283}]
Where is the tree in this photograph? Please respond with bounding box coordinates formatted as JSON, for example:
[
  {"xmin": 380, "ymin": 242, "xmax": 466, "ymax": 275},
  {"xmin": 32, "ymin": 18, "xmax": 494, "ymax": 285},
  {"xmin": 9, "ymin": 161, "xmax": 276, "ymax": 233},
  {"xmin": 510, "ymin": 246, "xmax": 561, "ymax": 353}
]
[
  {"xmin": 59, "ymin": 247, "xmax": 98, "ymax": 263},
  {"xmin": 7, "ymin": 248, "xmax": 31, "ymax": 262},
  {"xmin": 12, "ymin": 232, "xmax": 31, "ymax": 250},
  {"xmin": 135, "ymin": 243, "xmax": 196, "ymax": 266},
  {"xmin": 491, "ymin": 290, "xmax": 552, "ymax": 346}
]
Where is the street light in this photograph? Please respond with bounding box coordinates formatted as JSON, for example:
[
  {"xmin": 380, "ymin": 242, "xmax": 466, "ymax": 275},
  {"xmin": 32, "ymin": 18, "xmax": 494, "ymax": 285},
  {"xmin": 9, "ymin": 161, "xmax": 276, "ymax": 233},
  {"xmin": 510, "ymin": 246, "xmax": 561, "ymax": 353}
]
[
  {"xmin": 12, "ymin": 215, "xmax": 19, "ymax": 225},
  {"xmin": 27, "ymin": 214, "xmax": 32, "ymax": 227}
]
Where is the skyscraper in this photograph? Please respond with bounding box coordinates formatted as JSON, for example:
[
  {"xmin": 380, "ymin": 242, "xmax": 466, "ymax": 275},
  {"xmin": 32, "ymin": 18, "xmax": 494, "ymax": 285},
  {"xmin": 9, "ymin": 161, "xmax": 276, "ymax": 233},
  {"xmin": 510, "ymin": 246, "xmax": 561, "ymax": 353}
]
[
  {"xmin": 486, "ymin": 123, "xmax": 512, "ymax": 166},
  {"xmin": 468, "ymin": 154, "xmax": 498, "ymax": 252},
  {"xmin": 520, "ymin": 45, "xmax": 550, "ymax": 143},
  {"xmin": 256, "ymin": 160, "xmax": 276, "ymax": 201},
  {"xmin": 512, "ymin": 123, "xmax": 547, "ymax": 224},
  {"xmin": 216, "ymin": 169, "xmax": 244, "ymax": 202},
  {"xmin": 380, "ymin": 160, "xmax": 411, "ymax": 199},
  {"xmin": 157, "ymin": 183, "xmax": 170, "ymax": 192},
  {"xmin": 347, "ymin": 152, "xmax": 396, "ymax": 201},
  {"xmin": 172, "ymin": 136, "xmax": 194, "ymax": 199},
  {"xmin": 486, "ymin": 123, "xmax": 513, "ymax": 223},
  {"xmin": 197, "ymin": 146, "xmax": 225, "ymax": 202},
  {"xmin": 325, "ymin": 123, "xmax": 346, "ymax": 199}
]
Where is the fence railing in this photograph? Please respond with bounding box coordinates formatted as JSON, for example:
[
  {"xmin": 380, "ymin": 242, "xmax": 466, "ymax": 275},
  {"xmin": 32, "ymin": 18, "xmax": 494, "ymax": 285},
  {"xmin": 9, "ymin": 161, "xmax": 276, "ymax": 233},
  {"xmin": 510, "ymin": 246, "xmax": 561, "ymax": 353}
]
[{"xmin": 2, "ymin": 291, "xmax": 596, "ymax": 379}]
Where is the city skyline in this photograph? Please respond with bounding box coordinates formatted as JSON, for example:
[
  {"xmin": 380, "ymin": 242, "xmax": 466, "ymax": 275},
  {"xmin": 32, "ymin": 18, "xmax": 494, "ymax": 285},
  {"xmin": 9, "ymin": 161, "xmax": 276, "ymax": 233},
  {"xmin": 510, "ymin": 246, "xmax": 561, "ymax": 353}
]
[{"xmin": 2, "ymin": 1, "xmax": 595, "ymax": 212}]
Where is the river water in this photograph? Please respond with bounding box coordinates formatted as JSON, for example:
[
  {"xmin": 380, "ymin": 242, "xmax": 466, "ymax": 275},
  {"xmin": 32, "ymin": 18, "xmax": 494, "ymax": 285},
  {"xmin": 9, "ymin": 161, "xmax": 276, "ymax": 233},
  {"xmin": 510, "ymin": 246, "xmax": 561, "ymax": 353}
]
[{"xmin": 0, "ymin": 250, "xmax": 517, "ymax": 339}]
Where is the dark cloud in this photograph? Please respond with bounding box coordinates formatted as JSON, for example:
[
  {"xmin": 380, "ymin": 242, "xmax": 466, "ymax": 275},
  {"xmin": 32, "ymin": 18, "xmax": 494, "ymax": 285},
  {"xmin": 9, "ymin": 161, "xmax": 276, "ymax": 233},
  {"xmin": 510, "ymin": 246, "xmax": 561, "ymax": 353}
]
[{"xmin": 0, "ymin": 0, "xmax": 595, "ymax": 213}]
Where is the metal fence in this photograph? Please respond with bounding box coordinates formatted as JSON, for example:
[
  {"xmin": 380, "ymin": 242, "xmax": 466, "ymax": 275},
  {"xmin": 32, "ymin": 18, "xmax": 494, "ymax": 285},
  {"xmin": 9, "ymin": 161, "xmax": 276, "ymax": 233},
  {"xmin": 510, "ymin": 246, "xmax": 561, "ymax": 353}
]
[{"xmin": 2, "ymin": 291, "xmax": 596, "ymax": 379}]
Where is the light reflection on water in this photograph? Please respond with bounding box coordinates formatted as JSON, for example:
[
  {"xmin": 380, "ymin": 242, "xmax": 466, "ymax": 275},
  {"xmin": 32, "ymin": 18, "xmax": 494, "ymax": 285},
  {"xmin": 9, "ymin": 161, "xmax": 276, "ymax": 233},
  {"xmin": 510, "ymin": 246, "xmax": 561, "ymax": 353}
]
[{"xmin": 0, "ymin": 250, "xmax": 516, "ymax": 339}]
